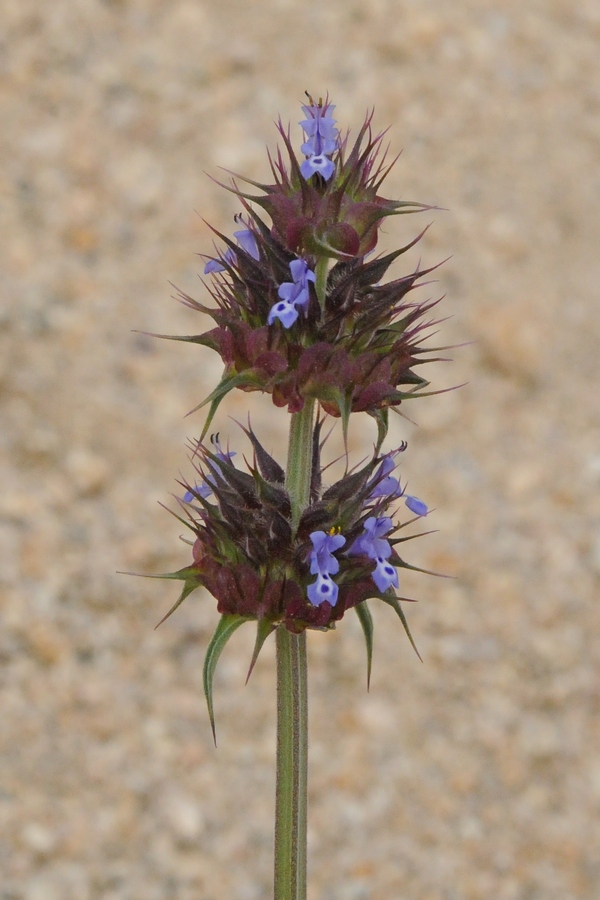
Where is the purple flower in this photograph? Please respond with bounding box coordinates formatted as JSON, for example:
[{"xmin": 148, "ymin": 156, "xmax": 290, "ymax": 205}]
[
  {"xmin": 368, "ymin": 456, "xmax": 402, "ymax": 500},
  {"xmin": 349, "ymin": 516, "xmax": 400, "ymax": 594},
  {"xmin": 308, "ymin": 530, "xmax": 346, "ymax": 575},
  {"xmin": 299, "ymin": 99, "xmax": 338, "ymax": 182},
  {"xmin": 233, "ymin": 228, "xmax": 259, "ymax": 259},
  {"xmin": 306, "ymin": 529, "xmax": 345, "ymax": 607},
  {"xmin": 183, "ymin": 436, "xmax": 236, "ymax": 502},
  {"xmin": 404, "ymin": 495, "xmax": 428, "ymax": 517},
  {"xmin": 307, "ymin": 573, "xmax": 339, "ymax": 607},
  {"xmin": 183, "ymin": 482, "xmax": 213, "ymax": 503},
  {"xmin": 268, "ymin": 258, "xmax": 316, "ymax": 328},
  {"xmin": 203, "ymin": 223, "xmax": 259, "ymax": 274},
  {"xmin": 204, "ymin": 247, "xmax": 236, "ymax": 275},
  {"xmin": 372, "ymin": 556, "xmax": 399, "ymax": 593},
  {"xmin": 349, "ymin": 516, "xmax": 394, "ymax": 560},
  {"xmin": 268, "ymin": 299, "xmax": 299, "ymax": 328},
  {"xmin": 300, "ymin": 154, "xmax": 336, "ymax": 181}
]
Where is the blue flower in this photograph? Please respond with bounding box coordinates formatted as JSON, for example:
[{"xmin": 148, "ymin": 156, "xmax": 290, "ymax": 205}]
[
  {"xmin": 372, "ymin": 556, "xmax": 399, "ymax": 593},
  {"xmin": 183, "ymin": 482, "xmax": 213, "ymax": 503},
  {"xmin": 368, "ymin": 456, "xmax": 402, "ymax": 500},
  {"xmin": 203, "ymin": 223, "xmax": 259, "ymax": 274},
  {"xmin": 204, "ymin": 247, "xmax": 236, "ymax": 275},
  {"xmin": 183, "ymin": 436, "xmax": 236, "ymax": 503},
  {"xmin": 348, "ymin": 516, "xmax": 400, "ymax": 595},
  {"xmin": 404, "ymin": 495, "xmax": 428, "ymax": 517},
  {"xmin": 306, "ymin": 529, "xmax": 345, "ymax": 607},
  {"xmin": 268, "ymin": 299, "xmax": 299, "ymax": 328},
  {"xmin": 349, "ymin": 516, "xmax": 394, "ymax": 560},
  {"xmin": 307, "ymin": 573, "xmax": 339, "ymax": 607},
  {"xmin": 300, "ymin": 154, "xmax": 336, "ymax": 181},
  {"xmin": 299, "ymin": 99, "xmax": 338, "ymax": 182},
  {"xmin": 367, "ymin": 450, "xmax": 429, "ymax": 517},
  {"xmin": 233, "ymin": 227, "xmax": 259, "ymax": 259},
  {"xmin": 268, "ymin": 258, "xmax": 316, "ymax": 329},
  {"xmin": 308, "ymin": 530, "xmax": 346, "ymax": 575}
]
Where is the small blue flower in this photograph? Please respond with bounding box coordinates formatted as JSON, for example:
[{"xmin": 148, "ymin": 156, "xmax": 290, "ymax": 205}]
[
  {"xmin": 183, "ymin": 436, "xmax": 236, "ymax": 502},
  {"xmin": 308, "ymin": 530, "xmax": 346, "ymax": 576},
  {"xmin": 349, "ymin": 516, "xmax": 394, "ymax": 560},
  {"xmin": 299, "ymin": 99, "xmax": 338, "ymax": 182},
  {"xmin": 268, "ymin": 258, "xmax": 316, "ymax": 328},
  {"xmin": 183, "ymin": 482, "xmax": 214, "ymax": 502},
  {"xmin": 300, "ymin": 102, "xmax": 338, "ymax": 156},
  {"xmin": 268, "ymin": 299, "xmax": 299, "ymax": 328},
  {"xmin": 404, "ymin": 495, "xmax": 428, "ymax": 517},
  {"xmin": 203, "ymin": 223, "xmax": 259, "ymax": 274},
  {"xmin": 349, "ymin": 517, "xmax": 400, "ymax": 594},
  {"xmin": 368, "ymin": 456, "xmax": 402, "ymax": 500},
  {"xmin": 372, "ymin": 556, "xmax": 399, "ymax": 593},
  {"xmin": 300, "ymin": 154, "xmax": 336, "ymax": 181},
  {"xmin": 307, "ymin": 572, "xmax": 339, "ymax": 607},
  {"xmin": 306, "ymin": 529, "xmax": 345, "ymax": 607},
  {"xmin": 233, "ymin": 227, "xmax": 259, "ymax": 259},
  {"xmin": 204, "ymin": 247, "xmax": 236, "ymax": 275}
]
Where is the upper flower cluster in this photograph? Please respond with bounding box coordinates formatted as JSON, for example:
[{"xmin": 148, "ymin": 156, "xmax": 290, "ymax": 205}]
[{"xmin": 155, "ymin": 96, "xmax": 441, "ymax": 444}]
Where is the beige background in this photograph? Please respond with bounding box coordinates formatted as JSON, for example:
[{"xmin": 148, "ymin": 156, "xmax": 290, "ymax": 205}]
[{"xmin": 2, "ymin": 1, "xmax": 599, "ymax": 898}]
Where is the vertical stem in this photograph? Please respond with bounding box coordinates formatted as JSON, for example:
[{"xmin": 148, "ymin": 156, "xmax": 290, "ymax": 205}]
[
  {"xmin": 275, "ymin": 627, "xmax": 308, "ymax": 900},
  {"xmin": 274, "ymin": 398, "xmax": 315, "ymax": 900},
  {"xmin": 315, "ymin": 256, "xmax": 329, "ymax": 314}
]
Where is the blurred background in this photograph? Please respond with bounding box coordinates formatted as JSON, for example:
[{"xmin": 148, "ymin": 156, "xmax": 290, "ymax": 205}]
[{"xmin": 2, "ymin": 1, "xmax": 599, "ymax": 898}]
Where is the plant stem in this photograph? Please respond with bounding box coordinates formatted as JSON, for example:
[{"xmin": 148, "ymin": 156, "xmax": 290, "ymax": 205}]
[
  {"xmin": 275, "ymin": 627, "xmax": 308, "ymax": 900},
  {"xmin": 315, "ymin": 256, "xmax": 329, "ymax": 314},
  {"xmin": 274, "ymin": 398, "xmax": 315, "ymax": 900}
]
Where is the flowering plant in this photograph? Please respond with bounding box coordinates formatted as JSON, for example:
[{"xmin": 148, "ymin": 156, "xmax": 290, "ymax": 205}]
[{"xmin": 148, "ymin": 95, "xmax": 448, "ymax": 899}]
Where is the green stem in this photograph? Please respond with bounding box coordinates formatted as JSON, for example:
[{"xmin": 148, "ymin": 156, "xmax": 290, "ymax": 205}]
[
  {"xmin": 275, "ymin": 627, "xmax": 308, "ymax": 900},
  {"xmin": 315, "ymin": 256, "xmax": 329, "ymax": 313},
  {"xmin": 274, "ymin": 398, "xmax": 315, "ymax": 900}
]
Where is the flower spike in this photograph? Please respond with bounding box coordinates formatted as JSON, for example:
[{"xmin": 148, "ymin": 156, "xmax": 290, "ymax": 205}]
[{"xmin": 142, "ymin": 96, "xmax": 448, "ymax": 730}]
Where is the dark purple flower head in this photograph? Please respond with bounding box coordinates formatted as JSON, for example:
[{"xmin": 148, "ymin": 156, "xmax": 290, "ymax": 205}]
[
  {"xmin": 161, "ymin": 97, "xmax": 441, "ymax": 437},
  {"xmin": 158, "ymin": 429, "xmax": 430, "ymax": 637}
]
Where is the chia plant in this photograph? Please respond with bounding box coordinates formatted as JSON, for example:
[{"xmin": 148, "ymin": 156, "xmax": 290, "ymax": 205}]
[{"xmin": 146, "ymin": 95, "xmax": 450, "ymax": 899}]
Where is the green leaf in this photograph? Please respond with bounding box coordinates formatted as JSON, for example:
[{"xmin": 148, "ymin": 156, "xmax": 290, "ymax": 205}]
[
  {"xmin": 368, "ymin": 407, "xmax": 389, "ymax": 453},
  {"xmin": 203, "ymin": 614, "xmax": 251, "ymax": 744},
  {"xmin": 318, "ymin": 387, "xmax": 352, "ymax": 451},
  {"xmin": 246, "ymin": 618, "xmax": 277, "ymax": 683},
  {"xmin": 393, "ymin": 555, "xmax": 449, "ymax": 578},
  {"xmin": 117, "ymin": 566, "xmax": 203, "ymax": 629},
  {"xmin": 380, "ymin": 594, "xmax": 423, "ymax": 662},
  {"xmin": 185, "ymin": 371, "xmax": 261, "ymax": 440},
  {"xmin": 380, "ymin": 199, "xmax": 436, "ymax": 216},
  {"xmin": 354, "ymin": 601, "xmax": 374, "ymax": 690},
  {"xmin": 154, "ymin": 568, "xmax": 205, "ymax": 629},
  {"xmin": 137, "ymin": 331, "xmax": 220, "ymax": 352}
]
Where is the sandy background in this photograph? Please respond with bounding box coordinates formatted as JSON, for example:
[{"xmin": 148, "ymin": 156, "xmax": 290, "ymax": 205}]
[{"xmin": 2, "ymin": 1, "xmax": 600, "ymax": 898}]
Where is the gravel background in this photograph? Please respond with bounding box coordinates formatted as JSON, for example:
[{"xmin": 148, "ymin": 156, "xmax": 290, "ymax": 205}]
[{"xmin": 2, "ymin": 1, "xmax": 600, "ymax": 898}]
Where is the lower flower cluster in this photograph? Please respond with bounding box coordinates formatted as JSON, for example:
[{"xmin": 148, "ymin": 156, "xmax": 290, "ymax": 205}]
[{"xmin": 160, "ymin": 426, "xmax": 428, "ymax": 636}]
